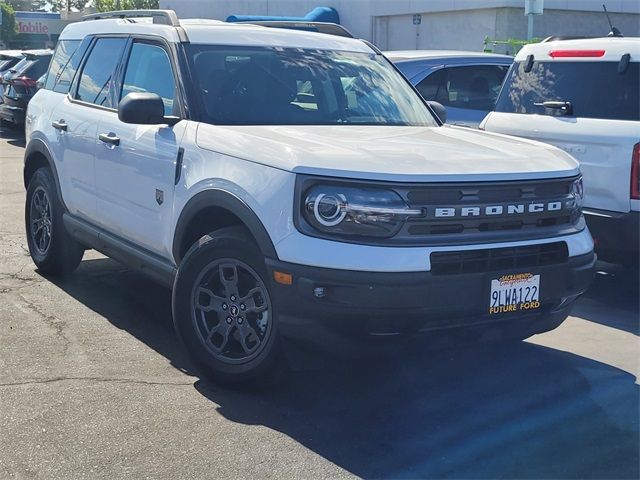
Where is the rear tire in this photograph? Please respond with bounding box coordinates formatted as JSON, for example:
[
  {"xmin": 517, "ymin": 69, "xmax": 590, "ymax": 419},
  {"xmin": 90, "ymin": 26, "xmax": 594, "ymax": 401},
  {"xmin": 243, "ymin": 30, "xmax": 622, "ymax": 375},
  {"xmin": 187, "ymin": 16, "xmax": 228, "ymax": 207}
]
[
  {"xmin": 25, "ymin": 167, "xmax": 84, "ymax": 276},
  {"xmin": 172, "ymin": 227, "xmax": 281, "ymax": 385}
]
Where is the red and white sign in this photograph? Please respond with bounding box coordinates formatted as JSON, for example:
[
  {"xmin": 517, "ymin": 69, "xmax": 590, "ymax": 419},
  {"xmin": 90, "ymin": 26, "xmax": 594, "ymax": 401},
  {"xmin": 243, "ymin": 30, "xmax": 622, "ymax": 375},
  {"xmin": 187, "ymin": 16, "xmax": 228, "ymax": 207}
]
[{"xmin": 17, "ymin": 21, "xmax": 50, "ymax": 34}]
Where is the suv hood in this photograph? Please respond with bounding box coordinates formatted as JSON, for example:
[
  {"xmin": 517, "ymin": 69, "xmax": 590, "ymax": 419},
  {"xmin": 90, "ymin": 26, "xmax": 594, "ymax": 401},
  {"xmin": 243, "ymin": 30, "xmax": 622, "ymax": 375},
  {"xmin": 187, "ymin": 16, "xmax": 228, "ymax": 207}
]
[{"xmin": 196, "ymin": 124, "xmax": 579, "ymax": 182}]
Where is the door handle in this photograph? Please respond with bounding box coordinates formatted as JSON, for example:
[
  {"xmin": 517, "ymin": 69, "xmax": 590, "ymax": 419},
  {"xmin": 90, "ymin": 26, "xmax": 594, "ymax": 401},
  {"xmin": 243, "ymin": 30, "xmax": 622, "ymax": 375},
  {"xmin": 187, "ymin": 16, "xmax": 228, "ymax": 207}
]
[
  {"xmin": 52, "ymin": 119, "xmax": 67, "ymax": 131},
  {"xmin": 98, "ymin": 132, "xmax": 120, "ymax": 146}
]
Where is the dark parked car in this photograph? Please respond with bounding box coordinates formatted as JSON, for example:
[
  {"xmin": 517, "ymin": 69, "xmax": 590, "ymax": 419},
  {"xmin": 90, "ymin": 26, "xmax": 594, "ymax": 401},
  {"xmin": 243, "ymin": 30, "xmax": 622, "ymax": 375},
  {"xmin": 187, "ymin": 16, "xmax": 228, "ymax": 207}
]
[
  {"xmin": 0, "ymin": 51, "xmax": 25, "ymax": 102},
  {"xmin": 0, "ymin": 50, "xmax": 52, "ymax": 126},
  {"xmin": 386, "ymin": 50, "xmax": 512, "ymax": 128}
]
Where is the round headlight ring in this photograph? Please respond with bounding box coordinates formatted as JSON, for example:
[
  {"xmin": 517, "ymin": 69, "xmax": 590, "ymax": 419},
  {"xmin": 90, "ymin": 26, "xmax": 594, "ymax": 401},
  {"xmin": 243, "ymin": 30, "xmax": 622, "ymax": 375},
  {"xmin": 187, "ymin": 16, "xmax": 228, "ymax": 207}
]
[{"xmin": 313, "ymin": 193, "xmax": 347, "ymax": 226}]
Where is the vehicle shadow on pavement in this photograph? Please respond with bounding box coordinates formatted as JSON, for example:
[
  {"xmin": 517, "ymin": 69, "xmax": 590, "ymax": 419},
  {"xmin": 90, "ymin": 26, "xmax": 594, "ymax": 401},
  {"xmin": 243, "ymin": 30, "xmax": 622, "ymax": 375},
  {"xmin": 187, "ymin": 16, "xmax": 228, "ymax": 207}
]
[
  {"xmin": 571, "ymin": 261, "xmax": 639, "ymax": 335},
  {"xmin": 47, "ymin": 257, "xmax": 639, "ymax": 479},
  {"xmin": 0, "ymin": 126, "xmax": 25, "ymax": 147}
]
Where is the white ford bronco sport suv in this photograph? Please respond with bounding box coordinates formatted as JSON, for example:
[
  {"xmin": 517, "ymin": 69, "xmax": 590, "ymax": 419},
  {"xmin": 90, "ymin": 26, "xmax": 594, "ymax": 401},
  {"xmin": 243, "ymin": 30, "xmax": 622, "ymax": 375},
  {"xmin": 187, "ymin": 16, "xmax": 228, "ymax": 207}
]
[
  {"xmin": 482, "ymin": 37, "xmax": 639, "ymax": 266},
  {"xmin": 24, "ymin": 10, "xmax": 595, "ymax": 383}
]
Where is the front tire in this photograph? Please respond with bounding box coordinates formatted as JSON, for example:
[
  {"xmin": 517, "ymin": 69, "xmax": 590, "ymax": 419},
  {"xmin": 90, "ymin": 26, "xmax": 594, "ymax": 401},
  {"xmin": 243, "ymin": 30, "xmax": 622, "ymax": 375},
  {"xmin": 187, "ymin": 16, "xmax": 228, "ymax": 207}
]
[
  {"xmin": 25, "ymin": 167, "xmax": 84, "ymax": 275},
  {"xmin": 172, "ymin": 227, "xmax": 280, "ymax": 384}
]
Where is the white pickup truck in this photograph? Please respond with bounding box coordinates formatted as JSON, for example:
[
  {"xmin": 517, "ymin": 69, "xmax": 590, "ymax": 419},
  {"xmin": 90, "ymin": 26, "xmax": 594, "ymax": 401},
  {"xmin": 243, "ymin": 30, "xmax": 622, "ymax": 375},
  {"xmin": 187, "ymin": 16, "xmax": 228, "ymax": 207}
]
[{"xmin": 482, "ymin": 37, "xmax": 639, "ymax": 266}]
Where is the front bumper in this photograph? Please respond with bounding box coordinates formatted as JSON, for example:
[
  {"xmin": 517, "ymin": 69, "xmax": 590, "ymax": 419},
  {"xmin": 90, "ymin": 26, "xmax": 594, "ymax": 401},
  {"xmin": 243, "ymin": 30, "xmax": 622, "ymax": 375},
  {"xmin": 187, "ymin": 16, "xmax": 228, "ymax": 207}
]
[
  {"xmin": 267, "ymin": 249, "xmax": 595, "ymax": 342},
  {"xmin": 584, "ymin": 208, "xmax": 639, "ymax": 264}
]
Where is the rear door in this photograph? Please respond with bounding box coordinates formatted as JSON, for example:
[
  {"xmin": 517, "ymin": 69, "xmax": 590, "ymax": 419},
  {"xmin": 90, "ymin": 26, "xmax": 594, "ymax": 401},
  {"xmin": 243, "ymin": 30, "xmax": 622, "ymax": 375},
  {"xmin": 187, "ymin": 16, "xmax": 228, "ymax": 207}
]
[
  {"xmin": 484, "ymin": 60, "xmax": 640, "ymax": 213},
  {"xmin": 53, "ymin": 37, "xmax": 128, "ymax": 220}
]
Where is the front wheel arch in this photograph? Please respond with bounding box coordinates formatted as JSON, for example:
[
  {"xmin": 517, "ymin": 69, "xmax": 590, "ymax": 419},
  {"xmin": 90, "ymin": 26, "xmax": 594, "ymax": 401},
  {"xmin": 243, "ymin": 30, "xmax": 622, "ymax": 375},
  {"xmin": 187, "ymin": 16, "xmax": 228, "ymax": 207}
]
[{"xmin": 173, "ymin": 189, "xmax": 278, "ymax": 265}]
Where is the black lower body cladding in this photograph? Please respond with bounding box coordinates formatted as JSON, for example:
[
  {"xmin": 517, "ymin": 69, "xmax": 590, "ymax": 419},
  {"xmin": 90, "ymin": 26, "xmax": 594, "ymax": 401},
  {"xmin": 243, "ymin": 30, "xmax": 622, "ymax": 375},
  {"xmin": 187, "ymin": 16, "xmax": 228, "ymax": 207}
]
[
  {"xmin": 584, "ymin": 208, "xmax": 639, "ymax": 266},
  {"xmin": 0, "ymin": 103, "xmax": 26, "ymax": 125},
  {"xmin": 266, "ymin": 247, "xmax": 596, "ymax": 343}
]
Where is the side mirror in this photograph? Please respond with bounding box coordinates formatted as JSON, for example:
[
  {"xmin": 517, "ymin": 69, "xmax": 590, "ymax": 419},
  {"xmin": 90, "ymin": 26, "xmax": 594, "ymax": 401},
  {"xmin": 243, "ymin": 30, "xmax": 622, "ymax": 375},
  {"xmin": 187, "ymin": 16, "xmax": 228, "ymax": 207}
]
[
  {"xmin": 427, "ymin": 101, "xmax": 447, "ymax": 124},
  {"xmin": 118, "ymin": 92, "xmax": 179, "ymax": 126}
]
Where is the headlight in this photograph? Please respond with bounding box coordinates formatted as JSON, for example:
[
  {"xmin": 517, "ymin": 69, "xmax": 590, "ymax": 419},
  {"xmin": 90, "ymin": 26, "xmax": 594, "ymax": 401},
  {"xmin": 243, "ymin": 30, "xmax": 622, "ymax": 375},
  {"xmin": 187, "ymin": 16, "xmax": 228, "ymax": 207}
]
[
  {"xmin": 301, "ymin": 184, "xmax": 422, "ymax": 238},
  {"xmin": 569, "ymin": 177, "xmax": 584, "ymax": 210}
]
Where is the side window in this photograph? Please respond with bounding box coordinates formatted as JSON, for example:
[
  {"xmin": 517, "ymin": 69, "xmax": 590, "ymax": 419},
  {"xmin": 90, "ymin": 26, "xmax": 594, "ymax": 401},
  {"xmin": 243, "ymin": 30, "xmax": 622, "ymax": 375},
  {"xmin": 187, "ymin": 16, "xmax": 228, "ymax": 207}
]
[
  {"xmin": 120, "ymin": 42, "xmax": 176, "ymax": 115},
  {"xmin": 45, "ymin": 40, "xmax": 82, "ymax": 93},
  {"xmin": 416, "ymin": 68, "xmax": 446, "ymax": 101},
  {"xmin": 431, "ymin": 65, "xmax": 509, "ymax": 111},
  {"xmin": 76, "ymin": 37, "xmax": 126, "ymax": 108}
]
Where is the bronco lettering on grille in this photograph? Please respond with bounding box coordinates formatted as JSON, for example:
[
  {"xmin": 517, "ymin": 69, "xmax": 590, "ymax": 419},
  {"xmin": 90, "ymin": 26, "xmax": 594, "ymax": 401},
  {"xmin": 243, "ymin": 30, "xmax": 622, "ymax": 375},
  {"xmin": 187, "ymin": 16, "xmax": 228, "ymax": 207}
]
[{"xmin": 432, "ymin": 201, "xmax": 566, "ymax": 218}]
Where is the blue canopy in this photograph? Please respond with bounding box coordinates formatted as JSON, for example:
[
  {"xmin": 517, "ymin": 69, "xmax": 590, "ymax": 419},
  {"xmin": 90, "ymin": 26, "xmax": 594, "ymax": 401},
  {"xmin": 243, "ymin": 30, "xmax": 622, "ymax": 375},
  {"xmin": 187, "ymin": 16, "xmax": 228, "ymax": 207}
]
[{"xmin": 226, "ymin": 6, "xmax": 340, "ymax": 24}]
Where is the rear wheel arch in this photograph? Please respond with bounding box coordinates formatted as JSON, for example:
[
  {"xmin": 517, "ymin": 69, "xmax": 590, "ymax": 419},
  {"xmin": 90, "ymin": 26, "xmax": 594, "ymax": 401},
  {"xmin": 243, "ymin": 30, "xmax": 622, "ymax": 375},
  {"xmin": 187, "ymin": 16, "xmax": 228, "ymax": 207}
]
[
  {"xmin": 173, "ymin": 190, "xmax": 278, "ymax": 265},
  {"xmin": 23, "ymin": 140, "xmax": 66, "ymax": 210}
]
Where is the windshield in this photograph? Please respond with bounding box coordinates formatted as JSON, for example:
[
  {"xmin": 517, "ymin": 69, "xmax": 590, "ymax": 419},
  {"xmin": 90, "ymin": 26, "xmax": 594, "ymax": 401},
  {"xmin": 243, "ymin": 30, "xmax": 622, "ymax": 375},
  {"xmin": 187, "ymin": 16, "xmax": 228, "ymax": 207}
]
[
  {"xmin": 496, "ymin": 60, "xmax": 639, "ymax": 121},
  {"xmin": 187, "ymin": 45, "xmax": 438, "ymax": 126}
]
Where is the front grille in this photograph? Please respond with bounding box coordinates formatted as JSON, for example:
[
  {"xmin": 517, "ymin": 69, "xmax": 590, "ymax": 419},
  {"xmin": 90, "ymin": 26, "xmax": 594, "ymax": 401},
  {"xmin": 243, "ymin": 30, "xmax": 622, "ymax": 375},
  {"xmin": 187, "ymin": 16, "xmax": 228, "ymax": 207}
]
[
  {"xmin": 405, "ymin": 180, "xmax": 570, "ymax": 204},
  {"xmin": 391, "ymin": 176, "xmax": 582, "ymax": 245},
  {"xmin": 430, "ymin": 242, "xmax": 569, "ymax": 275}
]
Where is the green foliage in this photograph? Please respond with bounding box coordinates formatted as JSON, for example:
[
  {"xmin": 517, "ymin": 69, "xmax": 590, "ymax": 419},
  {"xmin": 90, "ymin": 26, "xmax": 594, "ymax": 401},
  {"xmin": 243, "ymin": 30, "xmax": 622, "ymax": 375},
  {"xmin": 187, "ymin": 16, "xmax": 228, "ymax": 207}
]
[
  {"xmin": 94, "ymin": 0, "xmax": 159, "ymax": 12},
  {"xmin": 0, "ymin": 2, "xmax": 17, "ymax": 45},
  {"xmin": 49, "ymin": 0, "xmax": 89, "ymax": 12},
  {"xmin": 4, "ymin": 0, "xmax": 47, "ymax": 11}
]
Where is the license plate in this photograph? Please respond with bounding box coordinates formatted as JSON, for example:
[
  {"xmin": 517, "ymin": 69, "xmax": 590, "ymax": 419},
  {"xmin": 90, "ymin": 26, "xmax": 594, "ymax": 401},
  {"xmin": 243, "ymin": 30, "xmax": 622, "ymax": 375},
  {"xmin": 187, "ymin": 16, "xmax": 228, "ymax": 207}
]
[{"xmin": 489, "ymin": 273, "xmax": 540, "ymax": 314}]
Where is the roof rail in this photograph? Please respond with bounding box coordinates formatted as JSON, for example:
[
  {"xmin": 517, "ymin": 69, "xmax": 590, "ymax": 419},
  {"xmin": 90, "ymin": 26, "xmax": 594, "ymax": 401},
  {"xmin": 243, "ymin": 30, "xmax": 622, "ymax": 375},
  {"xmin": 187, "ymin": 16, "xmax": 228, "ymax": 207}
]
[{"xmin": 81, "ymin": 9, "xmax": 179, "ymax": 26}]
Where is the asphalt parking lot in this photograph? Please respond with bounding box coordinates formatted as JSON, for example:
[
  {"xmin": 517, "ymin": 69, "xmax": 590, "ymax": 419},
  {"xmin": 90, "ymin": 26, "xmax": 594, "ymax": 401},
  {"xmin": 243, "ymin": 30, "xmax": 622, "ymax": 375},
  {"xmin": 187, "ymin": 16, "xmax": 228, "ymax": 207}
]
[{"xmin": 0, "ymin": 126, "xmax": 638, "ymax": 479}]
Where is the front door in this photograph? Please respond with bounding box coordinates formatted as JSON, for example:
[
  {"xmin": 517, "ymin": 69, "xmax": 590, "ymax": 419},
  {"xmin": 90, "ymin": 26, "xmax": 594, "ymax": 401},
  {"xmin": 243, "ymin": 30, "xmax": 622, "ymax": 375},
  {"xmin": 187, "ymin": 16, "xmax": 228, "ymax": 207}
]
[{"xmin": 94, "ymin": 39, "xmax": 184, "ymax": 257}]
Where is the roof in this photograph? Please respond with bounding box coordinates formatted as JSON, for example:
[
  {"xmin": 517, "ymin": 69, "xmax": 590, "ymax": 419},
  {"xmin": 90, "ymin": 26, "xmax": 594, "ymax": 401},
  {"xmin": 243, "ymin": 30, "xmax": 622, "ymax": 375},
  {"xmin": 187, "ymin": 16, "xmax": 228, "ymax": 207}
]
[
  {"xmin": 384, "ymin": 50, "xmax": 513, "ymax": 61},
  {"xmin": 60, "ymin": 15, "xmax": 373, "ymax": 53},
  {"xmin": 22, "ymin": 49, "xmax": 53, "ymax": 58},
  {"xmin": 515, "ymin": 37, "xmax": 640, "ymax": 62},
  {"xmin": 184, "ymin": 21, "xmax": 369, "ymax": 51},
  {"xmin": 0, "ymin": 50, "xmax": 25, "ymax": 60}
]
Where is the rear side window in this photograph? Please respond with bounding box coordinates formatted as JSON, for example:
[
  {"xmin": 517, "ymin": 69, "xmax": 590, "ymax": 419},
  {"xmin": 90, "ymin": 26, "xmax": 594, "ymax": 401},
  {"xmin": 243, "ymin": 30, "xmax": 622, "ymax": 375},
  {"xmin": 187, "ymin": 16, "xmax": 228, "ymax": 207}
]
[
  {"xmin": 76, "ymin": 37, "xmax": 127, "ymax": 108},
  {"xmin": 7, "ymin": 57, "xmax": 29, "ymax": 76},
  {"xmin": 120, "ymin": 42, "xmax": 176, "ymax": 115},
  {"xmin": 416, "ymin": 65, "xmax": 509, "ymax": 111},
  {"xmin": 45, "ymin": 40, "xmax": 82, "ymax": 93},
  {"xmin": 0, "ymin": 57, "xmax": 20, "ymax": 73},
  {"xmin": 496, "ymin": 61, "xmax": 639, "ymax": 121},
  {"xmin": 23, "ymin": 57, "xmax": 51, "ymax": 81},
  {"xmin": 415, "ymin": 68, "xmax": 446, "ymax": 102}
]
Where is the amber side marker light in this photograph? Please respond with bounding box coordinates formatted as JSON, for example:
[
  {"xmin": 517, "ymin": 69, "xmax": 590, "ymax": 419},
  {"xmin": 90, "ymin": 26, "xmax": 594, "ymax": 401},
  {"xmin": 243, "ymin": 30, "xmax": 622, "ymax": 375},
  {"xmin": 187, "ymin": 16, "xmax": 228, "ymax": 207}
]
[
  {"xmin": 274, "ymin": 271, "xmax": 293, "ymax": 285},
  {"xmin": 548, "ymin": 49, "xmax": 605, "ymax": 58}
]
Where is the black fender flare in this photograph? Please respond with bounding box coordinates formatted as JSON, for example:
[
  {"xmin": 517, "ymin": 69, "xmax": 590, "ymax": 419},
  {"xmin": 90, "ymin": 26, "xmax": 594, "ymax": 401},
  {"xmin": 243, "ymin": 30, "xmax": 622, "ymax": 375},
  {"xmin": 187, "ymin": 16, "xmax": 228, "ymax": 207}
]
[
  {"xmin": 172, "ymin": 189, "xmax": 278, "ymax": 263},
  {"xmin": 23, "ymin": 139, "xmax": 68, "ymax": 210}
]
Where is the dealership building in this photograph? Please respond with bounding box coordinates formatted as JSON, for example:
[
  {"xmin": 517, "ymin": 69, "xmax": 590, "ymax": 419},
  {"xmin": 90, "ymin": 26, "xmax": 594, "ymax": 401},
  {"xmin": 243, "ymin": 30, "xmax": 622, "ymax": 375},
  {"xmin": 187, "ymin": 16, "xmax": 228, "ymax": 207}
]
[
  {"xmin": 6, "ymin": 11, "xmax": 67, "ymax": 49},
  {"xmin": 160, "ymin": 0, "xmax": 640, "ymax": 53}
]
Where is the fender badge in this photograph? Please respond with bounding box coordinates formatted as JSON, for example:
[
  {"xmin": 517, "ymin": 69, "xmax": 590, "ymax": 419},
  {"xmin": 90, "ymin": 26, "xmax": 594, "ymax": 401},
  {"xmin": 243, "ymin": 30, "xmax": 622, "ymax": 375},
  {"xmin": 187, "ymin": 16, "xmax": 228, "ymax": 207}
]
[{"xmin": 155, "ymin": 189, "xmax": 164, "ymax": 205}]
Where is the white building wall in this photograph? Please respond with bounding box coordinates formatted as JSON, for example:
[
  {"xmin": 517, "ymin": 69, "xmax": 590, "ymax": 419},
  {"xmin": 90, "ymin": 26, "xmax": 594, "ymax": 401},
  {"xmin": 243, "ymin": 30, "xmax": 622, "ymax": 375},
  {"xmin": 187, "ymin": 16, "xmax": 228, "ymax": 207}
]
[{"xmin": 377, "ymin": 9, "xmax": 499, "ymax": 51}]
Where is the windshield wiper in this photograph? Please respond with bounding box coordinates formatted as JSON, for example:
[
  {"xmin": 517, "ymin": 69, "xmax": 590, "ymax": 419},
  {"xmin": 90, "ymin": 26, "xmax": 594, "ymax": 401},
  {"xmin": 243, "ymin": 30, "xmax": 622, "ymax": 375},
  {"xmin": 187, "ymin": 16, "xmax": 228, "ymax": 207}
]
[{"xmin": 534, "ymin": 101, "xmax": 573, "ymax": 116}]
